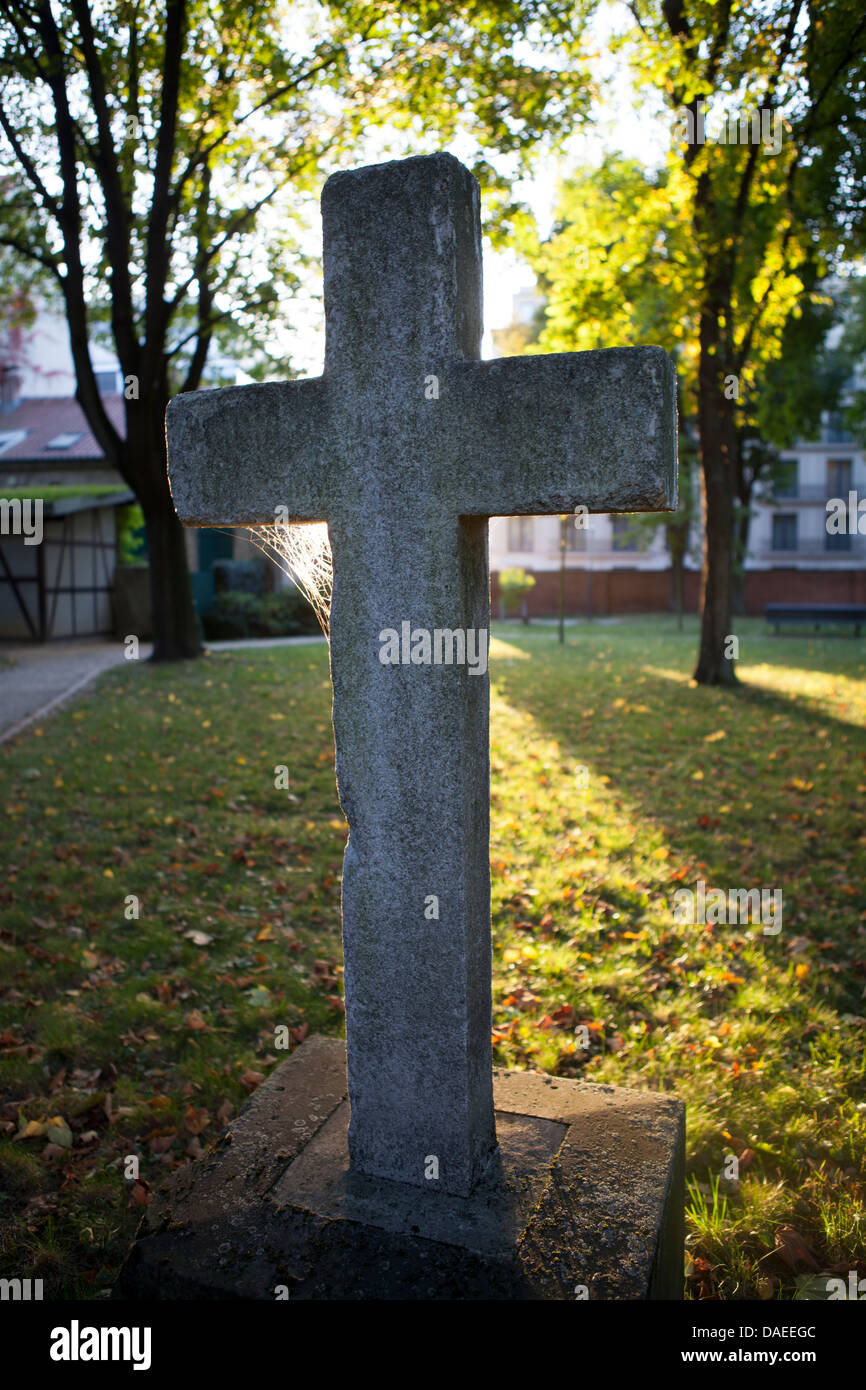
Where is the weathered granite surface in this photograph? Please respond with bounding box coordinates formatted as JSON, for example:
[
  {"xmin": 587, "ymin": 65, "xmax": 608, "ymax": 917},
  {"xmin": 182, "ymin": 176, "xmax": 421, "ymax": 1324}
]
[{"xmin": 115, "ymin": 1037, "xmax": 685, "ymax": 1300}]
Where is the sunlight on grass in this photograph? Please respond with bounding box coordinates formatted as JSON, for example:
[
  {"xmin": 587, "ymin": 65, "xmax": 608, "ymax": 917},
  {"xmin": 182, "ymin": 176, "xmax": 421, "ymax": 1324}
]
[
  {"xmin": 642, "ymin": 664, "xmax": 694, "ymax": 685},
  {"xmin": 489, "ymin": 637, "xmax": 531, "ymax": 663}
]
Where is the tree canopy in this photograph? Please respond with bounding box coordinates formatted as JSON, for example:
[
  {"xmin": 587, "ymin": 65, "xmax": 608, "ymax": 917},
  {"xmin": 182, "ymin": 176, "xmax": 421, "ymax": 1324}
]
[{"xmin": 0, "ymin": 0, "xmax": 591, "ymax": 656}]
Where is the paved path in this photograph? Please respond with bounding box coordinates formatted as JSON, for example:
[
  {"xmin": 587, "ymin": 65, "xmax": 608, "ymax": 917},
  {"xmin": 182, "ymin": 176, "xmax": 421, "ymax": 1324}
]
[
  {"xmin": 208, "ymin": 635, "xmax": 326, "ymax": 651},
  {"xmin": 0, "ymin": 633, "xmax": 327, "ymax": 743},
  {"xmin": 0, "ymin": 639, "xmax": 145, "ymax": 743}
]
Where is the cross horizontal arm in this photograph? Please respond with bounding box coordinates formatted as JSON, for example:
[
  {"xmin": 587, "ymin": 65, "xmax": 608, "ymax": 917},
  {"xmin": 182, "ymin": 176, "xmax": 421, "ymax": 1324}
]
[
  {"xmin": 166, "ymin": 378, "xmax": 332, "ymax": 526},
  {"xmin": 446, "ymin": 346, "xmax": 677, "ymax": 516}
]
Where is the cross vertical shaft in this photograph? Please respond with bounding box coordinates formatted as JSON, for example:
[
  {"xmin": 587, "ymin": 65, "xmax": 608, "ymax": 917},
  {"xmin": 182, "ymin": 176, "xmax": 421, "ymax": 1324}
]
[{"xmin": 323, "ymin": 156, "xmax": 497, "ymax": 1194}]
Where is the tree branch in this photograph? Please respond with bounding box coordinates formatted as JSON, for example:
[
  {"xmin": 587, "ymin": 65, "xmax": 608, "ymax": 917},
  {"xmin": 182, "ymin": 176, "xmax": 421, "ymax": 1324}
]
[
  {"xmin": 69, "ymin": 0, "xmax": 139, "ymax": 372},
  {"xmin": 0, "ymin": 94, "xmax": 59, "ymax": 215},
  {"xmin": 35, "ymin": 0, "xmax": 121, "ymax": 467},
  {"xmin": 165, "ymin": 43, "xmax": 345, "ymax": 220},
  {"xmin": 142, "ymin": 0, "xmax": 186, "ymax": 376},
  {"xmin": 0, "ymin": 231, "xmax": 63, "ymax": 280}
]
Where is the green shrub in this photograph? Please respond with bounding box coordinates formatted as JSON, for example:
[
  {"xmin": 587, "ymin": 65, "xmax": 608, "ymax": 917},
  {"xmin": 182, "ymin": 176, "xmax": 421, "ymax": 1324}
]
[
  {"xmin": 212, "ymin": 557, "xmax": 269, "ymax": 596},
  {"xmin": 201, "ymin": 586, "xmax": 319, "ymax": 640},
  {"xmin": 117, "ymin": 503, "xmax": 147, "ymax": 564},
  {"xmin": 498, "ymin": 566, "xmax": 536, "ymax": 618},
  {"xmin": 251, "ymin": 589, "xmax": 319, "ymax": 636}
]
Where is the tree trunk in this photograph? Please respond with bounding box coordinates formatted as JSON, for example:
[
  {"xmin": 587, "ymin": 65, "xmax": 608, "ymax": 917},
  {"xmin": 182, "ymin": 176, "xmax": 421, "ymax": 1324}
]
[
  {"xmin": 670, "ymin": 547, "xmax": 685, "ymax": 630},
  {"xmin": 694, "ymin": 311, "xmax": 737, "ymax": 686},
  {"xmin": 140, "ymin": 491, "xmax": 200, "ymax": 661},
  {"xmin": 558, "ymin": 519, "xmax": 566, "ymax": 644},
  {"xmin": 143, "ymin": 495, "xmax": 201, "ymax": 661},
  {"xmin": 731, "ymin": 504, "xmax": 750, "ymax": 616},
  {"xmin": 121, "ymin": 391, "xmax": 202, "ymax": 663}
]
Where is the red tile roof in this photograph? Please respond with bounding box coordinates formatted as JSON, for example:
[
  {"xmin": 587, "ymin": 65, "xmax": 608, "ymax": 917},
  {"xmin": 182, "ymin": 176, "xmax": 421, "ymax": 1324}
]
[{"xmin": 0, "ymin": 395, "xmax": 126, "ymax": 463}]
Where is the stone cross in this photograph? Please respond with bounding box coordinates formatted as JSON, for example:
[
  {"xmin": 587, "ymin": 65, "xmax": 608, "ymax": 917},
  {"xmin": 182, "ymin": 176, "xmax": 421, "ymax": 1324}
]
[{"xmin": 166, "ymin": 152, "xmax": 676, "ymax": 1198}]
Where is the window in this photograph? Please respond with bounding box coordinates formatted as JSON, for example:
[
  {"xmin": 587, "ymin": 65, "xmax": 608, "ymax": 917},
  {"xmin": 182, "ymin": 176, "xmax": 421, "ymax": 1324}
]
[
  {"xmin": 827, "ymin": 459, "xmax": 852, "ymax": 496},
  {"xmin": 565, "ymin": 521, "xmax": 588, "ymax": 551},
  {"xmin": 507, "ymin": 517, "xmax": 534, "ymax": 552},
  {"xmin": 826, "ymin": 531, "xmax": 852, "ymax": 553},
  {"xmin": 94, "ymin": 369, "xmax": 122, "ymax": 394},
  {"xmin": 0, "ymin": 429, "xmax": 26, "ymax": 455},
  {"xmin": 611, "ymin": 516, "xmax": 638, "ymax": 551},
  {"xmin": 822, "ymin": 413, "xmax": 852, "ymax": 445},
  {"xmin": 46, "ymin": 432, "xmax": 84, "ymax": 450},
  {"xmin": 772, "ymin": 514, "xmax": 797, "ymax": 551},
  {"xmin": 0, "ymin": 364, "xmax": 22, "ymax": 409}
]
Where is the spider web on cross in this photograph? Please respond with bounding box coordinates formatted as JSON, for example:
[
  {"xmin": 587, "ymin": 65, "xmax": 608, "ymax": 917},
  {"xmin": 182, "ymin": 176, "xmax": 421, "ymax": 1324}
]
[{"xmin": 242, "ymin": 521, "xmax": 333, "ymax": 637}]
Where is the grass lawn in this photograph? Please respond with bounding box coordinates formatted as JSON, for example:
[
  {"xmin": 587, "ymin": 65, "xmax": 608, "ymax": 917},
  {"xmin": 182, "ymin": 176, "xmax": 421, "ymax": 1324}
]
[{"xmin": 1, "ymin": 615, "xmax": 864, "ymax": 1299}]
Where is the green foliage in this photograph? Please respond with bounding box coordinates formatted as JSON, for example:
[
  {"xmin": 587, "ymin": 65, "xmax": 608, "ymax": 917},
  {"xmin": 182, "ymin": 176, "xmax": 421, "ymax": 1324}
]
[
  {"xmin": 202, "ymin": 586, "xmax": 319, "ymax": 640},
  {"xmin": 0, "ymin": 0, "xmax": 594, "ymax": 387},
  {"xmin": 0, "ymin": 0, "xmax": 596, "ymax": 655},
  {"xmin": 116, "ymin": 504, "xmax": 147, "ymax": 565},
  {"xmin": 838, "ymin": 275, "xmax": 866, "ymax": 446},
  {"xmin": 528, "ymin": 155, "xmax": 699, "ymax": 398},
  {"xmin": 212, "ymin": 557, "xmax": 270, "ymax": 597},
  {"xmin": 498, "ymin": 566, "xmax": 536, "ymax": 616},
  {"xmin": 533, "ymin": 1, "xmax": 866, "ymax": 679}
]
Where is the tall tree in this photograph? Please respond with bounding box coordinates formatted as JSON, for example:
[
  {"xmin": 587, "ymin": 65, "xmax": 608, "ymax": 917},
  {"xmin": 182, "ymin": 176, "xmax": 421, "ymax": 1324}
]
[
  {"xmin": 527, "ymin": 0, "xmax": 866, "ymax": 679},
  {"xmin": 618, "ymin": 0, "xmax": 866, "ymax": 683},
  {"xmin": 0, "ymin": 0, "xmax": 589, "ymax": 659}
]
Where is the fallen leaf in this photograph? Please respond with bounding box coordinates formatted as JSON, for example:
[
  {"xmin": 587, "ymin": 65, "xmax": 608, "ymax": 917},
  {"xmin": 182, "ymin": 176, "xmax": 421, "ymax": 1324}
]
[
  {"xmin": 15, "ymin": 1118, "xmax": 46, "ymax": 1140},
  {"xmin": 774, "ymin": 1225, "xmax": 819, "ymax": 1272},
  {"xmin": 149, "ymin": 1133, "xmax": 177, "ymax": 1154},
  {"xmin": 43, "ymin": 1118, "xmax": 73, "ymax": 1148},
  {"xmin": 183, "ymin": 1106, "xmax": 209, "ymax": 1136}
]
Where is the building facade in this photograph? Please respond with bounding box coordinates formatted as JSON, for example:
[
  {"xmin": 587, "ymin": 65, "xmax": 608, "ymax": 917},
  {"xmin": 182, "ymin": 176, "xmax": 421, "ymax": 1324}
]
[{"xmin": 0, "ymin": 304, "xmax": 257, "ymax": 639}]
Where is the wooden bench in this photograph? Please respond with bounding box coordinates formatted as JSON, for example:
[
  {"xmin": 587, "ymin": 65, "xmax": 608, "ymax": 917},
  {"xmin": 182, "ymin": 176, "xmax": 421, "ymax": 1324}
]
[{"xmin": 765, "ymin": 603, "xmax": 866, "ymax": 636}]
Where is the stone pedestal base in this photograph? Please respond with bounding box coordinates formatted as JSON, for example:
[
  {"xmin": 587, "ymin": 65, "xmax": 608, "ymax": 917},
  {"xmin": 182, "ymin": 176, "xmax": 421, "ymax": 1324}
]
[{"xmin": 114, "ymin": 1036, "xmax": 684, "ymax": 1300}]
